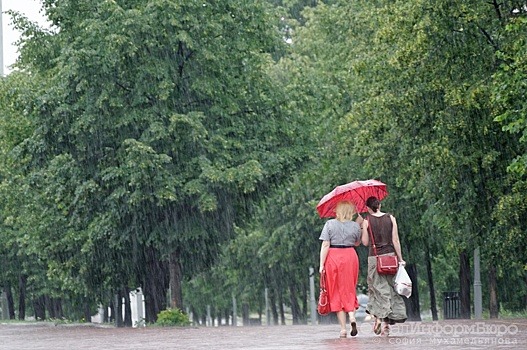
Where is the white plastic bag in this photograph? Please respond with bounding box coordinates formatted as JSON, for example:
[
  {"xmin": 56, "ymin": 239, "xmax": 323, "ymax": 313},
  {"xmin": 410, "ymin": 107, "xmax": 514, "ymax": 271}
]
[{"xmin": 394, "ymin": 265, "xmax": 412, "ymax": 298}]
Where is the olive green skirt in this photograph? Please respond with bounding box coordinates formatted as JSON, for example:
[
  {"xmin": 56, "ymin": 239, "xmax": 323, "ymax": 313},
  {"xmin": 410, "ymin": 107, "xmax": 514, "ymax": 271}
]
[{"xmin": 366, "ymin": 256, "xmax": 407, "ymax": 324}]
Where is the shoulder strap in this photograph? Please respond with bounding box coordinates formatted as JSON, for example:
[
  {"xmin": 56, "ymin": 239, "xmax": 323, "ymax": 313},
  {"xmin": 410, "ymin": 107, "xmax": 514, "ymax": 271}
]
[{"xmin": 367, "ymin": 218, "xmax": 378, "ymax": 256}]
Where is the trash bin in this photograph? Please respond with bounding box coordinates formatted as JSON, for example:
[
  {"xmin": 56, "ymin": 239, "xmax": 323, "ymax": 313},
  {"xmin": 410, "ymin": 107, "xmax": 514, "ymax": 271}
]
[{"xmin": 443, "ymin": 291, "xmax": 461, "ymax": 319}]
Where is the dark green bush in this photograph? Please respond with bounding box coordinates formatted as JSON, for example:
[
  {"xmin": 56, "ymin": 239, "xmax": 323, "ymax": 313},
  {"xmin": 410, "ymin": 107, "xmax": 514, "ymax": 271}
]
[{"xmin": 155, "ymin": 308, "xmax": 191, "ymax": 327}]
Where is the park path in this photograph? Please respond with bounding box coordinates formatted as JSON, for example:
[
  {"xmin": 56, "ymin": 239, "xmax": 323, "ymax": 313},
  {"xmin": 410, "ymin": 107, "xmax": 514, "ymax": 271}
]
[{"xmin": 0, "ymin": 318, "xmax": 525, "ymax": 350}]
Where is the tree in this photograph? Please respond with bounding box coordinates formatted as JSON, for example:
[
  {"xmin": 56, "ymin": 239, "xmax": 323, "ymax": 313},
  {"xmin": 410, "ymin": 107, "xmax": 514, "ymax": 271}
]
[
  {"xmin": 0, "ymin": 71, "xmax": 54, "ymax": 320},
  {"xmin": 486, "ymin": 4, "xmax": 527, "ymax": 316},
  {"xmin": 5, "ymin": 0, "xmax": 309, "ymax": 322},
  {"xmin": 344, "ymin": 0, "xmax": 525, "ymax": 318},
  {"xmin": 286, "ymin": 0, "xmax": 526, "ymax": 319}
]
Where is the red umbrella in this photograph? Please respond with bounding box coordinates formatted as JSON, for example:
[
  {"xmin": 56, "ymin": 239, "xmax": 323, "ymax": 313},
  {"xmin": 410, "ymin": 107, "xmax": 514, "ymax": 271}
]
[{"xmin": 316, "ymin": 179, "xmax": 388, "ymax": 217}]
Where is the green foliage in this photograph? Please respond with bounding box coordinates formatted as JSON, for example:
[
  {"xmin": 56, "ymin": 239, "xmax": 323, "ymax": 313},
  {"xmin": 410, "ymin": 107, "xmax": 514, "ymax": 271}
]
[
  {"xmin": 0, "ymin": 0, "xmax": 310, "ymax": 321},
  {"xmin": 155, "ymin": 308, "xmax": 190, "ymax": 327},
  {"xmin": 178, "ymin": 0, "xmax": 527, "ymax": 320},
  {"xmin": 1, "ymin": 0, "xmax": 526, "ymax": 324}
]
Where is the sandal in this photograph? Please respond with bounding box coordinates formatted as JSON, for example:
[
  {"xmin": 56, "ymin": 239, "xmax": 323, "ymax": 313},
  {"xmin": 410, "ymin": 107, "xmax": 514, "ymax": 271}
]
[
  {"xmin": 350, "ymin": 319, "xmax": 358, "ymax": 337},
  {"xmin": 339, "ymin": 330, "xmax": 347, "ymax": 338},
  {"xmin": 373, "ymin": 318, "xmax": 382, "ymax": 335},
  {"xmin": 381, "ymin": 324, "xmax": 390, "ymax": 336}
]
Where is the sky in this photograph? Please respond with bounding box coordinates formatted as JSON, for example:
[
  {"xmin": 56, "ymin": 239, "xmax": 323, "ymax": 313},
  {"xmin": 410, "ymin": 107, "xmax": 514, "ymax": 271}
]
[{"xmin": 1, "ymin": 0, "xmax": 49, "ymax": 74}]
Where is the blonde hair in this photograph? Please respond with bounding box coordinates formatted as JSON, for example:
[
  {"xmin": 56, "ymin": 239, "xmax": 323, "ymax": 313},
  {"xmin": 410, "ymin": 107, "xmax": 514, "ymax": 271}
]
[{"xmin": 335, "ymin": 201, "xmax": 356, "ymax": 221}]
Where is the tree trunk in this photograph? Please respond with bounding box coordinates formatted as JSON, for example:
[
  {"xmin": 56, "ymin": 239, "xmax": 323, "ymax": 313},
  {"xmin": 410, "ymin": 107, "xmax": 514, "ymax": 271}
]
[
  {"xmin": 425, "ymin": 241, "xmax": 438, "ymax": 320},
  {"xmin": 489, "ymin": 265, "xmax": 499, "ymax": 318},
  {"xmin": 4, "ymin": 285, "xmax": 15, "ymax": 319},
  {"xmin": 242, "ymin": 302, "xmax": 250, "ymax": 326},
  {"xmin": 84, "ymin": 299, "xmax": 92, "ymax": 323},
  {"xmin": 405, "ymin": 263, "xmax": 421, "ymax": 321},
  {"xmin": 525, "ymin": 274, "xmax": 527, "ymax": 310},
  {"xmin": 123, "ymin": 287, "xmax": 133, "ymax": 327},
  {"xmin": 18, "ymin": 274, "xmax": 27, "ymax": 320},
  {"xmin": 257, "ymin": 298, "xmax": 263, "ymax": 324},
  {"xmin": 104, "ymin": 302, "xmax": 110, "ymax": 323},
  {"xmin": 115, "ymin": 291, "xmax": 124, "ymax": 327},
  {"xmin": 169, "ymin": 249, "xmax": 183, "ymax": 309},
  {"xmin": 44, "ymin": 296, "xmax": 63, "ymax": 319},
  {"xmin": 224, "ymin": 308, "xmax": 230, "ymax": 326},
  {"xmin": 288, "ymin": 283, "xmax": 301, "ymax": 325},
  {"xmin": 191, "ymin": 306, "xmax": 200, "ymax": 325},
  {"xmin": 301, "ymin": 285, "xmax": 308, "ymax": 324},
  {"xmin": 269, "ymin": 288, "xmax": 278, "ymax": 326},
  {"xmin": 459, "ymin": 250, "xmax": 471, "ymax": 319},
  {"xmin": 108, "ymin": 298, "xmax": 115, "ymax": 323},
  {"xmin": 144, "ymin": 247, "xmax": 168, "ymax": 323},
  {"xmin": 278, "ymin": 290, "xmax": 286, "ymax": 325},
  {"xmin": 45, "ymin": 296, "xmax": 53, "ymax": 318},
  {"xmin": 33, "ymin": 295, "xmax": 46, "ymax": 320},
  {"xmin": 53, "ymin": 298, "xmax": 64, "ymax": 319}
]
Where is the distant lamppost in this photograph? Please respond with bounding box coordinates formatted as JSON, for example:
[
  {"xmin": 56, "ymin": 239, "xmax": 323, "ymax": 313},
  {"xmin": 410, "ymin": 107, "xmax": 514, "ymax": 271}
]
[{"xmin": 474, "ymin": 247, "xmax": 482, "ymax": 318}]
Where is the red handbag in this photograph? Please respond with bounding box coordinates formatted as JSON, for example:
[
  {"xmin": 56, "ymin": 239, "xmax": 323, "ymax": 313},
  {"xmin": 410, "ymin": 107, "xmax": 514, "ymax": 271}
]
[
  {"xmin": 367, "ymin": 219, "xmax": 399, "ymax": 275},
  {"xmin": 317, "ymin": 270, "xmax": 330, "ymax": 315},
  {"xmin": 376, "ymin": 255, "xmax": 399, "ymax": 275}
]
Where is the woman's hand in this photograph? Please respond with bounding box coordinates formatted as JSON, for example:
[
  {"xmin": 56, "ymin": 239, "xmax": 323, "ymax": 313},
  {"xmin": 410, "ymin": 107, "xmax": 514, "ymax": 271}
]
[
  {"xmin": 319, "ymin": 240, "xmax": 330, "ymax": 273},
  {"xmin": 355, "ymin": 213, "xmax": 364, "ymax": 225}
]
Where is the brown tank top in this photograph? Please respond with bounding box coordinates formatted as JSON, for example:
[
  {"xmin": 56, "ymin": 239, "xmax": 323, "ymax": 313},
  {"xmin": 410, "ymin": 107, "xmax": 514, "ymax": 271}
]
[{"xmin": 367, "ymin": 214, "xmax": 395, "ymax": 256}]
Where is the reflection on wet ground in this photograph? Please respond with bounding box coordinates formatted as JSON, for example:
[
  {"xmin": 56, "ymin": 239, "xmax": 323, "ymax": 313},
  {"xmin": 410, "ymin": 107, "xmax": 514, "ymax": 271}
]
[{"xmin": 1, "ymin": 319, "xmax": 525, "ymax": 350}]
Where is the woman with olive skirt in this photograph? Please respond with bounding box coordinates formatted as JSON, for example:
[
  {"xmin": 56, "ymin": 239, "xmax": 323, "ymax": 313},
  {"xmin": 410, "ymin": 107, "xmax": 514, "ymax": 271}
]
[{"xmin": 361, "ymin": 196, "xmax": 407, "ymax": 336}]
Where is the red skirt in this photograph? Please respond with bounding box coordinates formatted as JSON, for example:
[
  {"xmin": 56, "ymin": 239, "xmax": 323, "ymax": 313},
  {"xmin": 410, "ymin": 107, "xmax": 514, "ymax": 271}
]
[{"xmin": 325, "ymin": 247, "xmax": 359, "ymax": 312}]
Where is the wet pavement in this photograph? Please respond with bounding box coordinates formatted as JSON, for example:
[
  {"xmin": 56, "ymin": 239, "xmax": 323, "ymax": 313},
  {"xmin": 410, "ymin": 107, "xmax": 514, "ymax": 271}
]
[{"xmin": 0, "ymin": 318, "xmax": 525, "ymax": 349}]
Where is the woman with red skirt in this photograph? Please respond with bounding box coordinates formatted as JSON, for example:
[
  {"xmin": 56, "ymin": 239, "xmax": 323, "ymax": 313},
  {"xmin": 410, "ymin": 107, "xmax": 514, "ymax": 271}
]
[{"xmin": 319, "ymin": 201, "xmax": 362, "ymax": 338}]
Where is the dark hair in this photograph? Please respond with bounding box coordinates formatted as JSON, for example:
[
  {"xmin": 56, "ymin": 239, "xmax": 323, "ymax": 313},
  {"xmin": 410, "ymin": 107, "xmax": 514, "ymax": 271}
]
[{"xmin": 366, "ymin": 196, "xmax": 380, "ymax": 212}]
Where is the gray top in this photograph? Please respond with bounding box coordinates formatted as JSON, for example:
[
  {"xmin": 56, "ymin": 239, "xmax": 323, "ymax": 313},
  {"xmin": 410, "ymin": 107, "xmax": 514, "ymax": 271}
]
[{"xmin": 319, "ymin": 219, "xmax": 361, "ymax": 246}]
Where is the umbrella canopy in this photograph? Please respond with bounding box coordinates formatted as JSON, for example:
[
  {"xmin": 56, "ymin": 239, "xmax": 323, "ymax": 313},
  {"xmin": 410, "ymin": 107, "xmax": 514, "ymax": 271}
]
[{"xmin": 316, "ymin": 179, "xmax": 388, "ymax": 217}]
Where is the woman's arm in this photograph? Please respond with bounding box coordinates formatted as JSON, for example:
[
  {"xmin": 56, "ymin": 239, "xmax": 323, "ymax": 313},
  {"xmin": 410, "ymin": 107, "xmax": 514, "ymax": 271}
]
[
  {"xmin": 354, "ymin": 213, "xmax": 365, "ymax": 246},
  {"xmin": 319, "ymin": 240, "xmax": 330, "ymax": 273},
  {"xmin": 391, "ymin": 215, "xmax": 405, "ymax": 265},
  {"xmin": 354, "ymin": 235, "xmax": 361, "ymax": 247},
  {"xmin": 355, "ymin": 213, "xmax": 365, "ymax": 226},
  {"xmin": 361, "ymin": 220, "xmax": 369, "ymax": 246}
]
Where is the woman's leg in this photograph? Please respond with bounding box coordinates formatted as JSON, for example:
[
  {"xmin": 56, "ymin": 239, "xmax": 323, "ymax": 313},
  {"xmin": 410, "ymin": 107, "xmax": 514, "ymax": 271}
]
[
  {"xmin": 348, "ymin": 310, "xmax": 358, "ymax": 336},
  {"xmin": 373, "ymin": 316, "xmax": 382, "ymax": 335},
  {"xmin": 382, "ymin": 321, "xmax": 390, "ymax": 336},
  {"xmin": 337, "ymin": 311, "xmax": 347, "ymax": 337}
]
